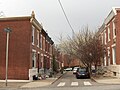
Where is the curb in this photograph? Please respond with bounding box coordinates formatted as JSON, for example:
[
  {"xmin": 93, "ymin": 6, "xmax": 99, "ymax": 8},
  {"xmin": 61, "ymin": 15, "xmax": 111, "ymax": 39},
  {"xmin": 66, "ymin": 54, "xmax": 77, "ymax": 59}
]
[
  {"xmin": 90, "ymin": 77, "xmax": 97, "ymax": 82},
  {"xmin": 51, "ymin": 72, "xmax": 66, "ymax": 84},
  {"xmin": 20, "ymin": 72, "xmax": 66, "ymax": 89}
]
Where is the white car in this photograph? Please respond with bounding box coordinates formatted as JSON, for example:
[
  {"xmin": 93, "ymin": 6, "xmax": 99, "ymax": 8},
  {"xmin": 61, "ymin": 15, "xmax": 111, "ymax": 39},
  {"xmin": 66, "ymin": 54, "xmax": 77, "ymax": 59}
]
[
  {"xmin": 73, "ymin": 67, "xmax": 79, "ymax": 74},
  {"xmin": 64, "ymin": 68, "xmax": 72, "ymax": 71}
]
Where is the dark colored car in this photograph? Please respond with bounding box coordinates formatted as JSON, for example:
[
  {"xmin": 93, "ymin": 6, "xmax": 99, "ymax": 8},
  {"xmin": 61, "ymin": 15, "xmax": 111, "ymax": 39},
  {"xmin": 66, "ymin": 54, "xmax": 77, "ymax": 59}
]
[{"xmin": 76, "ymin": 67, "xmax": 90, "ymax": 79}]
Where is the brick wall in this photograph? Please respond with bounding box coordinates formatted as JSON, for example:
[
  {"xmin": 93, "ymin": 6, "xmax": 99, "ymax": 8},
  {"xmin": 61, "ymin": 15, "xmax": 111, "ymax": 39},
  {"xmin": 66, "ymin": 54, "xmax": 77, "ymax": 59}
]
[
  {"xmin": 116, "ymin": 11, "xmax": 120, "ymax": 64},
  {"xmin": 0, "ymin": 19, "xmax": 31, "ymax": 80}
]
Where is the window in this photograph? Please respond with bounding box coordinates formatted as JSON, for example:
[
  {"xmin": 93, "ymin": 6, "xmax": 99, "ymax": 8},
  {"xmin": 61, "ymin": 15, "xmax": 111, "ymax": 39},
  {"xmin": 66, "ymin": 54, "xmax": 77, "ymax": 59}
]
[
  {"xmin": 101, "ymin": 34, "xmax": 103, "ymax": 44},
  {"xmin": 104, "ymin": 31, "xmax": 106, "ymax": 45},
  {"xmin": 104, "ymin": 55, "xmax": 107, "ymax": 66},
  {"xmin": 112, "ymin": 20, "xmax": 116, "ymax": 38},
  {"xmin": 37, "ymin": 30, "xmax": 39, "ymax": 47},
  {"xmin": 32, "ymin": 51, "xmax": 36, "ymax": 68},
  {"xmin": 43, "ymin": 37, "xmax": 45, "ymax": 51},
  {"xmin": 108, "ymin": 48, "xmax": 110, "ymax": 57},
  {"xmin": 32, "ymin": 26, "xmax": 35, "ymax": 45},
  {"xmin": 108, "ymin": 26, "xmax": 110, "ymax": 42},
  {"xmin": 107, "ymin": 48, "xmax": 110, "ymax": 66},
  {"xmin": 112, "ymin": 45, "xmax": 116, "ymax": 65},
  {"xmin": 45, "ymin": 40, "xmax": 48, "ymax": 52},
  {"xmin": 40, "ymin": 34, "xmax": 43, "ymax": 49}
]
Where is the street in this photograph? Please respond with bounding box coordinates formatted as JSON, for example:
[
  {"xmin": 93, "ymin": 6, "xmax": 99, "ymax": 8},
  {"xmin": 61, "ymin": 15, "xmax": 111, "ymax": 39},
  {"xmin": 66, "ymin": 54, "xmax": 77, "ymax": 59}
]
[
  {"xmin": 15, "ymin": 71, "xmax": 120, "ymax": 90},
  {"xmin": 50, "ymin": 71, "xmax": 99, "ymax": 87},
  {"xmin": 0, "ymin": 72, "xmax": 120, "ymax": 90}
]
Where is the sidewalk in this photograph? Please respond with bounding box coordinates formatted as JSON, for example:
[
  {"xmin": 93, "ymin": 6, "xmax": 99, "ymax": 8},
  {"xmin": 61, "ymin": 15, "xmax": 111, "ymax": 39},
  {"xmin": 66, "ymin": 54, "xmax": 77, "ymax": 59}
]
[
  {"xmin": 92, "ymin": 75, "xmax": 120, "ymax": 84},
  {"xmin": 20, "ymin": 78, "xmax": 57, "ymax": 88},
  {"xmin": 0, "ymin": 73, "xmax": 63, "ymax": 89}
]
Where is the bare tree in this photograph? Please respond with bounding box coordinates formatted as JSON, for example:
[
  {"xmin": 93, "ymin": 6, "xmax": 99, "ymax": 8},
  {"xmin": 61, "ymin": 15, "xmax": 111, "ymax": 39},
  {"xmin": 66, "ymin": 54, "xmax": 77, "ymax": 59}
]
[
  {"xmin": 60, "ymin": 39, "xmax": 74, "ymax": 67},
  {"xmin": 57, "ymin": 34, "xmax": 75, "ymax": 67},
  {"xmin": 58, "ymin": 26, "xmax": 104, "ymax": 75},
  {"xmin": 70, "ymin": 27, "xmax": 104, "ymax": 74}
]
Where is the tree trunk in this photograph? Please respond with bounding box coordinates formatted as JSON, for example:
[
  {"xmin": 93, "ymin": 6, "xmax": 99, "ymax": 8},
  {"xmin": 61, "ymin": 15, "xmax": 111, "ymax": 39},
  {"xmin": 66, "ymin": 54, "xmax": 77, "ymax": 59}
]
[{"xmin": 95, "ymin": 64, "xmax": 97, "ymax": 75}]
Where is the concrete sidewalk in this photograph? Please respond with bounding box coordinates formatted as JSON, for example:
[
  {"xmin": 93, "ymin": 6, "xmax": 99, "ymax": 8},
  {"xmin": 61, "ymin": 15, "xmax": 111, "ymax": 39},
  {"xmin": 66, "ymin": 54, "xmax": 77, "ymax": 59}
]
[
  {"xmin": 20, "ymin": 78, "xmax": 57, "ymax": 88},
  {"xmin": 92, "ymin": 75, "xmax": 120, "ymax": 84},
  {"xmin": 0, "ymin": 73, "xmax": 63, "ymax": 89}
]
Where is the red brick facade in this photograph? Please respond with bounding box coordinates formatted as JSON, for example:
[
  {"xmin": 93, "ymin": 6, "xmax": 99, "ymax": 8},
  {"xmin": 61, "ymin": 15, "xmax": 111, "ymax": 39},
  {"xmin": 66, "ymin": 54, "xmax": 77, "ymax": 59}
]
[
  {"xmin": 99, "ymin": 7, "xmax": 120, "ymax": 77},
  {"xmin": 0, "ymin": 12, "xmax": 54, "ymax": 80}
]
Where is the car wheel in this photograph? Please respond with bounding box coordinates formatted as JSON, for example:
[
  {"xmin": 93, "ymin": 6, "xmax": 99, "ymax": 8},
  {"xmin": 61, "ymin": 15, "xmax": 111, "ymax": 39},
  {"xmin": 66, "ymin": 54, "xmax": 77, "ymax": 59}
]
[{"xmin": 76, "ymin": 76, "xmax": 79, "ymax": 79}]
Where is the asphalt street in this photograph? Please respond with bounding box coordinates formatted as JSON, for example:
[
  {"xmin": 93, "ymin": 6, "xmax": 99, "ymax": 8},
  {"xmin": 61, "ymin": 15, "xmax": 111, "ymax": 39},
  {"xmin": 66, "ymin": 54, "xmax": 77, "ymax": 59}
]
[{"xmin": 35, "ymin": 71, "xmax": 120, "ymax": 90}]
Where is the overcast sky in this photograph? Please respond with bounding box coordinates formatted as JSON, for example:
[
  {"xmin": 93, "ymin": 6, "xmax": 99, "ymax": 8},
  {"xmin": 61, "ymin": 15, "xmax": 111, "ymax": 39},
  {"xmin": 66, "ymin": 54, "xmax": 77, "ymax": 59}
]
[{"xmin": 0, "ymin": 0, "xmax": 120, "ymax": 43}]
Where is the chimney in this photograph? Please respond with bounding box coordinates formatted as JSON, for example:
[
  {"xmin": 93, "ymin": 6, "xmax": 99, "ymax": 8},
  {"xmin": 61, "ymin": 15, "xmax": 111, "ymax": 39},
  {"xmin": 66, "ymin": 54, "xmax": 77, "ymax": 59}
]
[{"xmin": 31, "ymin": 11, "xmax": 35, "ymax": 18}]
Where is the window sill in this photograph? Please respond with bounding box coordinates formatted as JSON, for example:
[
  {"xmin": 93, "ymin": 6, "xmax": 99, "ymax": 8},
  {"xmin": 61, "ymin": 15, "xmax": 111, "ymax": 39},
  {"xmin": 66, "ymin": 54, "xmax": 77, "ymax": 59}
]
[
  {"xmin": 113, "ymin": 36, "xmax": 116, "ymax": 39},
  {"xmin": 37, "ymin": 45, "xmax": 39, "ymax": 48},
  {"xmin": 40, "ymin": 48, "xmax": 42, "ymax": 50},
  {"xmin": 32, "ymin": 43, "xmax": 34, "ymax": 46},
  {"xmin": 108, "ymin": 40, "xmax": 110, "ymax": 42}
]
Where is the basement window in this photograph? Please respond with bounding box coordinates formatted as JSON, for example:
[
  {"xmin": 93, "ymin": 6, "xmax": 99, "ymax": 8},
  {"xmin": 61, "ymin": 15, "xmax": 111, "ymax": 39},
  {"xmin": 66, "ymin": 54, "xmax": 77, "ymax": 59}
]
[{"xmin": 113, "ymin": 72, "xmax": 116, "ymax": 76}]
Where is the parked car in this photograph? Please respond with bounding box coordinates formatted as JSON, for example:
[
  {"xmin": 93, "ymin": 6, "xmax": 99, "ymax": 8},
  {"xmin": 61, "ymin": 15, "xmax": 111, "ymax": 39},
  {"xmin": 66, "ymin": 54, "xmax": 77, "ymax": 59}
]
[
  {"xmin": 64, "ymin": 68, "xmax": 72, "ymax": 71},
  {"xmin": 73, "ymin": 67, "xmax": 79, "ymax": 74},
  {"xmin": 76, "ymin": 67, "xmax": 90, "ymax": 79}
]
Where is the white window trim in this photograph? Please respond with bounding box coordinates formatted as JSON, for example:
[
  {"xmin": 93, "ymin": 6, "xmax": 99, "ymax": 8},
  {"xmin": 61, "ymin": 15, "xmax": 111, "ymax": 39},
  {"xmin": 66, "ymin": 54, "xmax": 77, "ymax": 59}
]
[
  {"xmin": 107, "ymin": 47, "xmax": 110, "ymax": 66},
  {"xmin": 111, "ymin": 43, "xmax": 116, "ymax": 47},
  {"xmin": 32, "ymin": 49, "xmax": 36, "ymax": 68},
  {"xmin": 104, "ymin": 55, "xmax": 107, "ymax": 66},
  {"xmin": 111, "ymin": 44, "xmax": 116, "ymax": 65},
  {"xmin": 112, "ymin": 47, "xmax": 116, "ymax": 65},
  {"xmin": 107, "ymin": 47, "xmax": 110, "ymax": 49},
  {"xmin": 104, "ymin": 30, "xmax": 107, "ymax": 45},
  {"xmin": 43, "ymin": 37, "xmax": 45, "ymax": 51},
  {"xmin": 101, "ymin": 33, "xmax": 103, "ymax": 44},
  {"xmin": 107, "ymin": 47, "xmax": 110, "ymax": 57},
  {"xmin": 40, "ymin": 34, "xmax": 43, "ymax": 50},
  {"xmin": 108, "ymin": 26, "xmax": 111, "ymax": 42},
  {"xmin": 112, "ymin": 19, "xmax": 116, "ymax": 39},
  {"xmin": 37, "ymin": 30, "xmax": 39, "ymax": 48},
  {"xmin": 32, "ymin": 26, "xmax": 35, "ymax": 45},
  {"xmin": 32, "ymin": 49, "xmax": 36, "ymax": 52}
]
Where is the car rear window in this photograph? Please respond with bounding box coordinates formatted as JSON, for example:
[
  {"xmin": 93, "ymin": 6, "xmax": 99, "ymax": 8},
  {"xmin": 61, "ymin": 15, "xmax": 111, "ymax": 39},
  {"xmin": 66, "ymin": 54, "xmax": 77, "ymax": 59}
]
[{"xmin": 78, "ymin": 68, "xmax": 86, "ymax": 72}]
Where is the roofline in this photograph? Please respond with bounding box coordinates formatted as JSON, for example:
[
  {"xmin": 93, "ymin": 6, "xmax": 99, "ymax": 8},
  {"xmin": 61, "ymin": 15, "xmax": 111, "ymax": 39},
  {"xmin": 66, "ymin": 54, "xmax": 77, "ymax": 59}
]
[
  {"xmin": 0, "ymin": 16, "xmax": 32, "ymax": 21},
  {"xmin": 104, "ymin": 7, "xmax": 120, "ymax": 25},
  {"xmin": 0, "ymin": 12, "xmax": 43, "ymax": 32},
  {"xmin": 98, "ymin": 7, "xmax": 120, "ymax": 35},
  {"xmin": 0, "ymin": 12, "xmax": 54, "ymax": 44}
]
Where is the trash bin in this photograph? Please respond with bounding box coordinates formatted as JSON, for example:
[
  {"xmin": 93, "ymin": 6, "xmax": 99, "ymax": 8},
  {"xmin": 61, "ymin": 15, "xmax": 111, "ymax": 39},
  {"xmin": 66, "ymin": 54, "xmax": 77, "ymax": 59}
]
[{"xmin": 33, "ymin": 75, "xmax": 38, "ymax": 80}]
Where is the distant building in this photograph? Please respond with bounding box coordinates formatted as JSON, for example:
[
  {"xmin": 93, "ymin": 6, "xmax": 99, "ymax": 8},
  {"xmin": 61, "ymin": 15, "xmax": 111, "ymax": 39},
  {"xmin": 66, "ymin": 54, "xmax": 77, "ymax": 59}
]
[
  {"xmin": 0, "ymin": 12, "xmax": 54, "ymax": 81},
  {"xmin": 63, "ymin": 54, "xmax": 80, "ymax": 68},
  {"xmin": 98, "ymin": 7, "xmax": 120, "ymax": 77}
]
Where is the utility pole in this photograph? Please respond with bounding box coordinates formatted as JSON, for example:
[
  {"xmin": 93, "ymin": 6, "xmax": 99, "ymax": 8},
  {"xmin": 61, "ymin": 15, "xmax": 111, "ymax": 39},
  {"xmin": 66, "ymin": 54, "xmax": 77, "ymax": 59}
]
[{"xmin": 4, "ymin": 27, "xmax": 12, "ymax": 86}]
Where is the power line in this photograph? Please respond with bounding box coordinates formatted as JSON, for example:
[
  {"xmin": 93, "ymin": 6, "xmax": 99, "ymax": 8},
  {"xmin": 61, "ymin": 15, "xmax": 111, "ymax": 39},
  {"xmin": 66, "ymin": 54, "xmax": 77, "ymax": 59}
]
[{"xmin": 58, "ymin": 0, "xmax": 75, "ymax": 36}]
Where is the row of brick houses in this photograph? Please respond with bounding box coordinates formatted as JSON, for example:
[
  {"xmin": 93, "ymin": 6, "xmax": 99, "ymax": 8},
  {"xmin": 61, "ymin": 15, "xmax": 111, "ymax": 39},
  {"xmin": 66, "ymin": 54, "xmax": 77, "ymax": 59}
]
[
  {"xmin": 98, "ymin": 7, "xmax": 120, "ymax": 77},
  {"xmin": 63, "ymin": 54, "xmax": 79, "ymax": 68},
  {"xmin": 0, "ymin": 12, "xmax": 55, "ymax": 81}
]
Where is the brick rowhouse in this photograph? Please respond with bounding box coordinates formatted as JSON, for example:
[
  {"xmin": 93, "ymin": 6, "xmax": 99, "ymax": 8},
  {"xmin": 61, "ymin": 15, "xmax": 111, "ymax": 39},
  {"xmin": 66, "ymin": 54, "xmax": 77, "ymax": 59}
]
[
  {"xmin": 98, "ymin": 7, "xmax": 120, "ymax": 77},
  {"xmin": 0, "ymin": 12, "xmax": 54, "ymax": 80}
]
